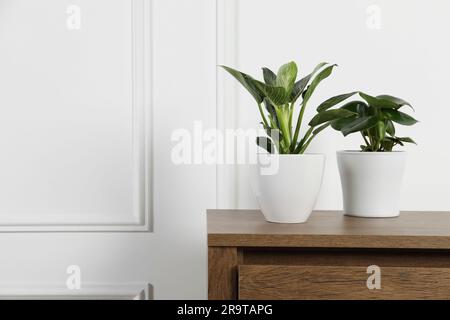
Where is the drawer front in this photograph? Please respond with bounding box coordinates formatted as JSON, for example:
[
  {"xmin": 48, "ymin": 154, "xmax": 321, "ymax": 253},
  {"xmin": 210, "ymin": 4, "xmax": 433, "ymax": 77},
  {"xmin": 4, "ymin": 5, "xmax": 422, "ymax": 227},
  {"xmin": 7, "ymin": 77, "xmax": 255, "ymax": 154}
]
[{"xmin": 238, "ymin": 265, "xmax": 450, "ymax": 300}]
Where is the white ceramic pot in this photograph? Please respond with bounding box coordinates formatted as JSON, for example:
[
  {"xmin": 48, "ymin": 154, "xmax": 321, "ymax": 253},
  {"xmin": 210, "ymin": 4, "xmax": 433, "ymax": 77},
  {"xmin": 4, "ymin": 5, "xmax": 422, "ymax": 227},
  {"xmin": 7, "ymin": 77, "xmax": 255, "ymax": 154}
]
[
  {"xmin": 337, "ymin": 151, "xmax": 407, "ymax": 218},
  {"xmin": 250, "ymin": 154, "xmax": 325, "ymax": 223}
]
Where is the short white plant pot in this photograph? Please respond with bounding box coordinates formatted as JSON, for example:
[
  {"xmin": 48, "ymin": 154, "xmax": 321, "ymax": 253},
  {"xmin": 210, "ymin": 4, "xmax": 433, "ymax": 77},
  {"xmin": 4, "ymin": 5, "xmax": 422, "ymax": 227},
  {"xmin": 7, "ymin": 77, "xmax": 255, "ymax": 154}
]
[
  {"xmin": 250, "ymin": 154, "xmax": 325, "ymax": 223},
  {"xmin": 337, "ymin": 150, "xmax": 407, "ymax": 218}
]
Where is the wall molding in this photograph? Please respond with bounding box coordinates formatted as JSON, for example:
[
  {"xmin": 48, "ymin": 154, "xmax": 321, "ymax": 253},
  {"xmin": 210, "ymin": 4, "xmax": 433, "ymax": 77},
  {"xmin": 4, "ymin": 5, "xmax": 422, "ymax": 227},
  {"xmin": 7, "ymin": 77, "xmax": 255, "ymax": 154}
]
[
  {"xmin": 216, "ymin": 0, "xmax": 239, "ymax": 209},
  {"xmin": 0, "ymin": 0, "xmax": 153, "ymax": 232},
  {"xmin": 0, "ymin": 282, "xmax": 153, "ymax": 300}
]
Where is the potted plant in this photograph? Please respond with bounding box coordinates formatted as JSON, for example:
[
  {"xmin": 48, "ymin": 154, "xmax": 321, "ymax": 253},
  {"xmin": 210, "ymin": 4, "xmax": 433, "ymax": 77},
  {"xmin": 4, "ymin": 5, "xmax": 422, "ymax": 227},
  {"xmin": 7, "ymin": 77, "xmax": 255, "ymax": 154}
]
[
  {"xmin": 221, "ymin": 61, "xmax": 355, "ymax": 223},
  {"xmin": 309, "ymin": 91, "xmax": 418, "ymax": 217}
]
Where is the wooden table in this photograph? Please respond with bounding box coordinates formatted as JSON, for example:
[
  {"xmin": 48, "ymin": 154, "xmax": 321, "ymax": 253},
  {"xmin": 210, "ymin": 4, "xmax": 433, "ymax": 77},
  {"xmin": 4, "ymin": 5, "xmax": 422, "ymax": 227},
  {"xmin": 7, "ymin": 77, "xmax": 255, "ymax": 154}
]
[{"xmin": 207, "ymin": 210, "xmax": 450, "ymax": 300}]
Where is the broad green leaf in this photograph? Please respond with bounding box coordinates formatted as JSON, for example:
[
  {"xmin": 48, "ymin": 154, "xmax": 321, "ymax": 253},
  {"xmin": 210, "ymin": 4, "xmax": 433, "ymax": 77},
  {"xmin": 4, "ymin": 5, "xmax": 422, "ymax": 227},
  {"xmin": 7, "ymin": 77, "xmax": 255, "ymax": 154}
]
[
  {"xmin": 397, "ymin": 136, "xmax": 417, "ymax": 144},
  {"xmin": 383, "ymin": 109, "xmax": 418, "ymax": 126},
  {"xmin": 220, "ymin": 65, "xmax": 263, "ymax": 103},
  {"xmin": 364, "ymin": 93, "xmax": 414, "ymax": 113},
  {"xmin": 340, "ymin": 101, "xmax": 370, "ymax": 116},
  {"xmin": 254, "ymin": 80, "xmax": 289, "ymax": 106},
  {"xmin": 302, "ymin": 64, "xmax": 337, "ymax": 107},
  {"xmin": 275, "ymin": 61, "xmax": 297, "ymax": 94},
  {"xmin": 316, "ymin": 92, "xmax": 358, "ymax": 112},
  {"xmin": 377, "ymin": 94, "xmax": 414, "ymax": 111},
  {"xmin": 385, "ymin": 136, "xmax": 404, "ymax": 146},
  {"xmin": 330, "ymin": 115, "xmax": 358, "ymax": 131},
  {"xmin": 308, "ymin": 109, "xmax": 356, "ymax": 127},
  {"xmin": 256, "ymin": 136, "xmax": 274, "ymax": 154},
  {"xmin": 291, "ymin": 77, "xmax": 310, "ymax": 103},
  {"xmin": 291, "ymin": 62, "xmax": 327, "ymax": 103},
  {"xmin": 386, "ymin": 120, "xmax": 395, "ymax": 136},
  {"xmin": 359, "ymin": 92, "xmax": 401, "ymax": 109},
  {"xmin": 262, "ymin": 67, "xmax": 277, "ymax": 85},
  {"xmin": 341, "ymin": 115, "xmax": 379, "ymax": 136}
]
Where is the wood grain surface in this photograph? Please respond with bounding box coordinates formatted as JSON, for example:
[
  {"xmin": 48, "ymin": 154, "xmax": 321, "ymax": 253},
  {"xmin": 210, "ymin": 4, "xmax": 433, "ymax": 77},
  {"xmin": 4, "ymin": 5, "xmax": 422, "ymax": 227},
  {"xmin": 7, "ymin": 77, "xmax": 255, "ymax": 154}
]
[
  {"xmin": 208, "ymin": 210, "xmax": 450, "ymax": 249},
  {"xmin": 238, "ymin": 265, "xmax": 450, "ymax": 300},
  {"xmin": 208, "ymin": 247, "xmax": 239, "ymax": 299}
]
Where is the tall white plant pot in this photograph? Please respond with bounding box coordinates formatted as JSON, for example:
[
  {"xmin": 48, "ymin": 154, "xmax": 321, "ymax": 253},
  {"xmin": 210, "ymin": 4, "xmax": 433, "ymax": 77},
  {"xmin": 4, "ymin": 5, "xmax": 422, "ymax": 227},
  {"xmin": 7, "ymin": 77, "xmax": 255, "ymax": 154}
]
[
  {"xmin": 337, "ymin": 151, "xmax": 407, "ymax": 218},
  {"xmin": 250, "ymin": 154, "xmax": 325, "ymax": 223}
]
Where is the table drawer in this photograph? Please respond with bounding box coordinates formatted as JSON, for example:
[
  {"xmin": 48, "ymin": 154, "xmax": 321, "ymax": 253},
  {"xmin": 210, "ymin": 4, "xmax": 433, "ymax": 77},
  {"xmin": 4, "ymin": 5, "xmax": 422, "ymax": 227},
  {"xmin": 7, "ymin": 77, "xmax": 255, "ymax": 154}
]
[{"xmin": 238, "ymin": 265, "xmax": 450, "ymax": 300}]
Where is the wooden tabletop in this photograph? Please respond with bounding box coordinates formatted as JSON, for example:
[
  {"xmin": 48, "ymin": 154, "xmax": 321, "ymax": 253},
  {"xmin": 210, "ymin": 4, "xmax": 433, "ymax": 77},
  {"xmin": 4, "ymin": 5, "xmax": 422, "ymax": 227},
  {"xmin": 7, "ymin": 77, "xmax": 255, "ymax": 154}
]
[{"xmin": 207, "ymin": 210, "xmax": 450, "ymax": 249}]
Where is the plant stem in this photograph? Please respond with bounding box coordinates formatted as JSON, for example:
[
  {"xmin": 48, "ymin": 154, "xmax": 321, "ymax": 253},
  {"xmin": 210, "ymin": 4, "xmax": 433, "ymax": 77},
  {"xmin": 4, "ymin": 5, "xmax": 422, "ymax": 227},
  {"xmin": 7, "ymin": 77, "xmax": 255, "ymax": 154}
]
[
  {"xmin": 275, "ymin": 107, "xmax": 291, "ymax": 148},
  {"xmin": 293, "ymin": 126, "xmax": 313, "ymax": 153},
  {"xmin": 268, "ymin": 115, "xmax": 275, "ymax": 128},
  {"xmin": 291, "ymin": 102, "xmax": 307, "ymax": 151},
  {"xmin": 299, "ymin": 133, "xmax": 316, "ymax": 154},
  {"xmin": 288, "ymin": 102, "xmax": 294, "ymax": 137},
  {"xmin": 257, "ymin": 102, "xmax": 269, "ymax": 128},
  {"xmin": 368, "ymin": 131, "xmax": 375, "ymax": 151},
  {"xmin": 361, "ymin": 132, "xmax": 370, "ymax": 148}
]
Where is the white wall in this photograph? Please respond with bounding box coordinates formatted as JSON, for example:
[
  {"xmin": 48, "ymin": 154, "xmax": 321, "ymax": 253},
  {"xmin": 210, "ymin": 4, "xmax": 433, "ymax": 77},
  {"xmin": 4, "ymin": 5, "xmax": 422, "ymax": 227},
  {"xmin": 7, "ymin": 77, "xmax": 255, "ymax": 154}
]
[
  {"xmin": 0, "ymin": 0, "xmax": 449, "ymax": 300},
  {"xmin": 0, "ymin": 0, "xmax": 215, "ymax": 299},
  {"xmin": 223, "ymin": 0, "xmax": 450, "ymax": 212}
]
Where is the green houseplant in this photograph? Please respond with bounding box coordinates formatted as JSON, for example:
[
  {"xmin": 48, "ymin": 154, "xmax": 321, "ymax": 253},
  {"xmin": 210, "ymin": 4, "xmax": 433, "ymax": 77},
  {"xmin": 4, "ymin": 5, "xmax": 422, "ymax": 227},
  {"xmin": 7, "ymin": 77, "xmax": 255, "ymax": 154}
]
[
  {"xmin": 311, "ymin": 91, "xmax": 418, "ymax": 218},
  {"xmin": 221, "ymin": 62, "xmax": 355, "ymax": 154},
  {"xmin": 221, "ymin": 61, "xmax": 354, "ymax": 223},
  {"xmin": 309, "ymin": 91, "xmax": 417, "ymax": 151}
]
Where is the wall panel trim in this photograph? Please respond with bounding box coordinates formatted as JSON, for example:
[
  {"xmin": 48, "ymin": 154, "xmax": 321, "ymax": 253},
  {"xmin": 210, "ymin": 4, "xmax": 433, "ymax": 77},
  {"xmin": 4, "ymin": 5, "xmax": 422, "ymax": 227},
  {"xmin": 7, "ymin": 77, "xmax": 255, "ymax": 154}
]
[
  {"xmin": 0, "ymin": 0, "xmax": 153, "ymax": 232},
  {"xmin": 0, "ymin": 282, "xmax": 153, "ymax": 300},
  {"xmin": 216, "ymin": 0, "xmax": 239, "ymax": 209}
]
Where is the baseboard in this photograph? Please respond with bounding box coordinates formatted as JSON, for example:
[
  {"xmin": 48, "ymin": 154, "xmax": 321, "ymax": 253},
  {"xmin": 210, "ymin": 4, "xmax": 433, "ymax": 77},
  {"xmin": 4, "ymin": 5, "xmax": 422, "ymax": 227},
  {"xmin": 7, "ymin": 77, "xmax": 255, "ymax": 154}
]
[{"xmin": 0, "ymin": 282, "xmax": 153, "ymax": 300}]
